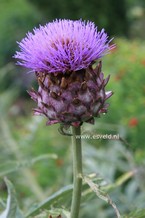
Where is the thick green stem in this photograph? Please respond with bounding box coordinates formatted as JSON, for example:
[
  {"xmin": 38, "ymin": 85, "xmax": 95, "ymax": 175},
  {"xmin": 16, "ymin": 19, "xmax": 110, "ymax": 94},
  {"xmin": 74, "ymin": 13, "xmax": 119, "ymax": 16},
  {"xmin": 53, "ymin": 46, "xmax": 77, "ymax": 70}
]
[{"xmin": 71, "ymin": 126, "xmax": 82, "ymax": 218}]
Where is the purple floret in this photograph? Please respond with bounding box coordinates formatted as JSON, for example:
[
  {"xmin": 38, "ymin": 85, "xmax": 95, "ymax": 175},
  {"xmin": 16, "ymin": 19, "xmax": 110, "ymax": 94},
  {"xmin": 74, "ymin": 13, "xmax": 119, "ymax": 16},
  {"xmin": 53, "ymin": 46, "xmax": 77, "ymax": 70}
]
[{"xmin": 14, "ymin": 19, "xmax": 113, "ymax": 73}]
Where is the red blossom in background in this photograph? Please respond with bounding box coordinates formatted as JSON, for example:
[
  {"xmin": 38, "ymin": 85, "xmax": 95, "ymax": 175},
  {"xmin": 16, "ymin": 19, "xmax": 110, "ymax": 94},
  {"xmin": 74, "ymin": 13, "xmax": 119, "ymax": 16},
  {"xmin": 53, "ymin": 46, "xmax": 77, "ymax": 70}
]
[
  {"xmin": 141, "ymin": 59, "xmax": 145, "ymax": 67},
  {"xmin": 128, "ymin": 117, "xmax": 138, "ymax": 127}
]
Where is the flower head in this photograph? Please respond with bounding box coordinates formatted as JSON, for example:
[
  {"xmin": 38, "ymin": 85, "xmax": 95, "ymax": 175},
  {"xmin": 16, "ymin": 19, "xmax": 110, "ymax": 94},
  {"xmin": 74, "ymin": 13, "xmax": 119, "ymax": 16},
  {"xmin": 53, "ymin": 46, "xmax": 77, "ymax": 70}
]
[
  {"xmin": 14, "ymin": 19, "xmax": 113, "ymax": 127},
  {"xmin": 15, "ymin": 19, "xmax": 113, "ymax": 73}
]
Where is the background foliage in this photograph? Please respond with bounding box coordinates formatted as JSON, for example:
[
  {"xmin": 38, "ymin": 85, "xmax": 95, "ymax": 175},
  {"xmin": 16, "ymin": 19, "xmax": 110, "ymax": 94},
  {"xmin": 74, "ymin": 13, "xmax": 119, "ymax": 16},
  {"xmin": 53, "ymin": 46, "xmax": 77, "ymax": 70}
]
[{"xmin": 0, "ymin": 0, "xmax": 145, "ymax": 217}]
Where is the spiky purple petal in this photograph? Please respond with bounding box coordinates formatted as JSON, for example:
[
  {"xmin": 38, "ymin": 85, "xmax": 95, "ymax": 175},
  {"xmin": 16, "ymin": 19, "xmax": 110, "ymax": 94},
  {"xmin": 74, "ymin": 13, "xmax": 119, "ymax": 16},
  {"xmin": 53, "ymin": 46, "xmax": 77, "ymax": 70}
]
[{"xmin": 14, "ymin": 19, "xmax": 113, "ymax": 73}]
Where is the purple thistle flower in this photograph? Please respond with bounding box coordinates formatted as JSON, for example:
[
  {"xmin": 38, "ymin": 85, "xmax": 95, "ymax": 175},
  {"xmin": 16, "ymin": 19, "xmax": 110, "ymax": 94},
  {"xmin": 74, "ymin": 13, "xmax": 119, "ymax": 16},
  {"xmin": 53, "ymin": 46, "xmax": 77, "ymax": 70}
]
[
  {"xmin": 14, "ymin": 19, "xmax": 113, "ymax": 73},
  {"xmin": 14, "ymin": 19, "xmax": 114, "ymax": 127}
]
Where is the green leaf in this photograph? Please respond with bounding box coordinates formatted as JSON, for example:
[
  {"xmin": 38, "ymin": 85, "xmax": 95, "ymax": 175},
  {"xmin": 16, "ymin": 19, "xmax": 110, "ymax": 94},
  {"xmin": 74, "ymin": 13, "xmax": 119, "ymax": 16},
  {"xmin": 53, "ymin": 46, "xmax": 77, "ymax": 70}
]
[
  {"xmin": 25, "ymin": 185, "xmax": 73, "ymax": 218},
  {"xmin": 33, "ymin": 209, "xmax": 70, "ymax": 218},
  {"xmin": 0, "ymin": 198, "xmax": 5, "ymax": 208},
  {"xmin": 0, "ymin": 154, "xmax": 57, "ymax": 177},
  {"xmin": 46, "ymin": 209, "xmax": 70, "ymax": 218},
  {"xmin": 25, "ymin": 171, "xmax": 132, "ymax": 218},
  {"xmin": 0, "ymin": 178, "xmax": 24, "ymax": 218},
  {"xmin": 123, "ymin": 209, "xmax": 145, "ymax": 218},
  {"xmin": 82, "ymin": 174, "xmax": 121, "ymax": 218}
]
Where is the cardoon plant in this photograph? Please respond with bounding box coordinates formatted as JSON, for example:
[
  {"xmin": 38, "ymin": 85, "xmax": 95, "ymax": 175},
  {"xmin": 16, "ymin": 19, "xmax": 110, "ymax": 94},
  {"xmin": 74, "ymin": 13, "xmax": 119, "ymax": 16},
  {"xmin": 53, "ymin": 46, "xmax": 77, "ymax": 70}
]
[{"xmin": 15, "ymin": 19, "xmax": 114, "ymax": 218}]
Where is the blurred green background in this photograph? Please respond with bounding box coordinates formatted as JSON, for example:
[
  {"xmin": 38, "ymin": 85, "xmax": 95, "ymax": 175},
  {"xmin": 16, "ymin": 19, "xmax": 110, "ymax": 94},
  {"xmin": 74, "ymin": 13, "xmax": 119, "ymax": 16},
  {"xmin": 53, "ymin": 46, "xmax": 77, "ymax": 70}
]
[{"xmin": 0, "ymin": 0, "xmax": 145, "ymax": 217}]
